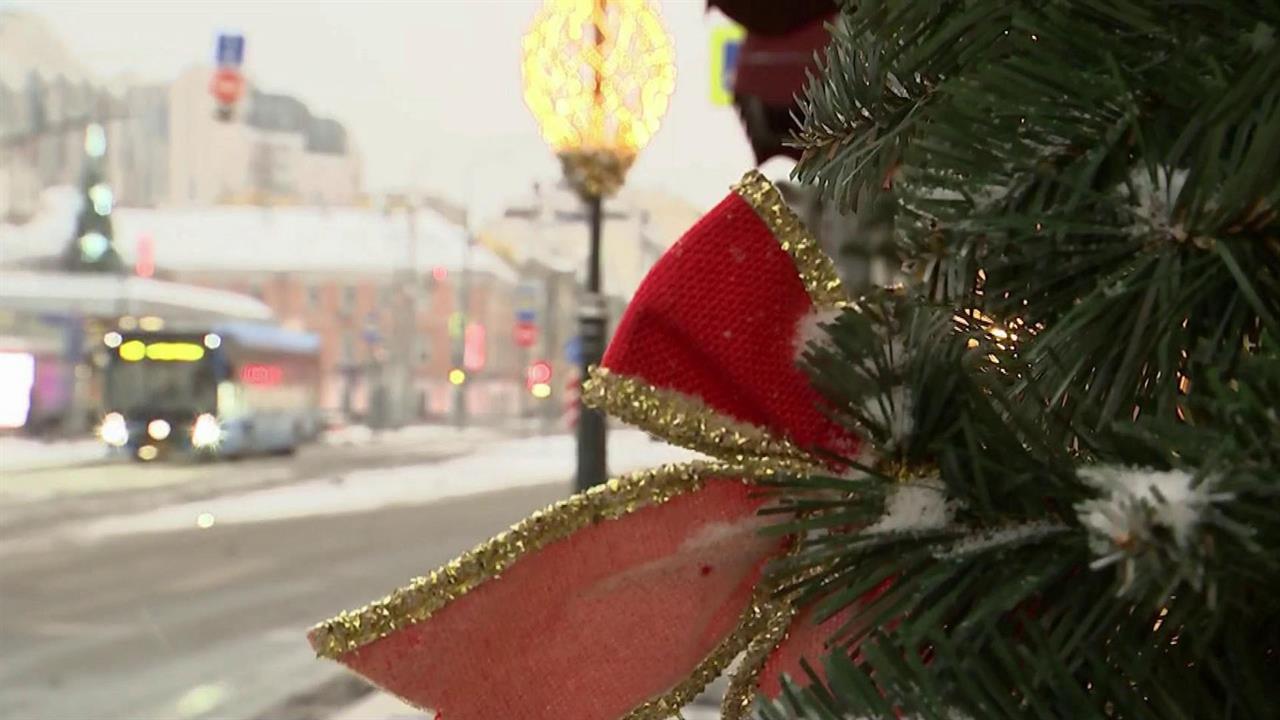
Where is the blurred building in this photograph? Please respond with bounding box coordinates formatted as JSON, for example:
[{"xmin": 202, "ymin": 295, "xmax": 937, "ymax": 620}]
[
  {"xmin": 166, "ymin": 67, "xmax": 363, "ymax": 207},
  {"xmin": 481, "ymin": 180, "xmax": 700, "ymax": 300},
  {"xmin": 1, "ymin": 188, "xmax": 522, "ymax": 425},
  {"xmin": 0, "ymin": 10, "xmax": 104, "ymax": 221},
  {"xmin": 478, "ymin": 181, "xmax": 701, "ymax": 426},
  {"xmin": 0, "ymin": 12, "xmax": 363, "ymax": 219}
]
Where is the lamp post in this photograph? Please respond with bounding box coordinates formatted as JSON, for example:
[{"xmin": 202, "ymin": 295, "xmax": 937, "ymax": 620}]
[{"xmin": 521, "ymin": 0, "xmax": 675, "ymax": 491}]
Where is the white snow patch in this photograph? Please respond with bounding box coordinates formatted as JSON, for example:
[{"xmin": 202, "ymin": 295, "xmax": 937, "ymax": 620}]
[
  {"xmin": 321, "ymin": 423, "xmax": 499, "ymax": 448},
  {"xmin": 792, "ymin": 307, "xmax": 843, "ymax": 361},
  {"xmin": 934, "ymin": 521, "xmax": 1066, "ymax": 560},
  {"xmin": 1128, "ymin": 167, "xmax": 1191, "ymax": 242},
  {"xmin": 1076, "ymin": 466, "xmax": 1225, "ymax": 558},
  {"xmin": 0, "ymin": 436, "xmax": 108, "ymax": 473},
  {"xmin": 865, "ymin": 479, "xmax": 954, "ymax": 534},
  {"xmin": 680, "ymin": 514, "xmax": 770, "ymax": 552},
  {"xmin": 72, "ymin": 430, "xmax": 697, "ymax": 541},
  {"xmin": 862, "ymin": 385, "xmax": 913, "ymax": 449},
  {"xmin": 1076, "ymin": 466, "xmax": 1232, "ymax": 594}
]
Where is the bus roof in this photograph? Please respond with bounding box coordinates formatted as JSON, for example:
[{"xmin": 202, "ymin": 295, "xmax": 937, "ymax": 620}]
[{"xmin": 210, "ymin": 322, "xmax": 321, "ymax": 354}]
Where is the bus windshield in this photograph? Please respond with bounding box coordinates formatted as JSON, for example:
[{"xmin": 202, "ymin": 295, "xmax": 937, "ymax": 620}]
[{"xmin": 106, "ymin": 359, "xmax": 216, "ymax": 415}]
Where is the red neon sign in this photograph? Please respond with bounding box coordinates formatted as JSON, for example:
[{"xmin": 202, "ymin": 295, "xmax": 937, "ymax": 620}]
[
  {"xmin": 463, "ymin": 323, "xmax": 486, "ymax": 371},
  {"xmin": 240, "ymin": 363, "xmax": 283, "ymax": 385},
  {"xmin": 135, "ymin": 233, "xmax": 155, "ymax": 278}
]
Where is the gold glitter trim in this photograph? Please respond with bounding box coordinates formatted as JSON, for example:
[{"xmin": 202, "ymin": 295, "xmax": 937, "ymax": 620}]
[
  {"xmin": 310, "ymin": 461, "xmax": 774, "ymax": 659},
  {"xmin": 722, "ymin": 601, "xmax": 797, "ymax": 719},
  {"xmin": 720, "ymin": 557, "xmax": 837, "ymax": 717},
  {"xmin": 732, "ymin": 170, "xmax": 846, "ymax": 309},
  {"xmin": 583, "ymin": 366, "xmax": 823, "ymax": 473},
  {"xmin": 633, "ymin": 541, "xmax": 806, "ymax": 719},
  {"xmin": 624, "ymin": 590, "xmax": 780, "ymax": 720}
]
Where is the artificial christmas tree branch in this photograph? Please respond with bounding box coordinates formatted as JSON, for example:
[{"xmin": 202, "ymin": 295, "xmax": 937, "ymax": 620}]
[
  {"xmin": 795, "ymin": 1, "xmax": 1279, "ymax": 426},
  {"xmin": 765, "ymin": 294, "xmax": 1278, "ymax": 719}
]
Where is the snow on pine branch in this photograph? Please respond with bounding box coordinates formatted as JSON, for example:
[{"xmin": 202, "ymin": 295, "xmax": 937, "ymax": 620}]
[
  {"xmin": 861, "ymin": 482, "xmax": 1066, "ymax": 557},
  {"xmin": 792, "ymin": 307, "xmax": 843, "ymax": 361},
  {"xmin": 862, "ymin": 386, "xmax": 914, "ymax": 450},
  {"xmin": 1127, "ymin": 167, "xmax": 1193, "ymax": 244},
  {"xmin": 1075, "ymin": 465, "xmax": 1232, "ymax": 593},
  {"xmin": 932, "ymin": 520, "xmax": 1067, "ymax": 560},
  {"xmin": 865, "ymin": 479, "xmax": 955, "ymax": 534},
  {"xmin": 793, "ymin": 307, "xmax": 914, "ymax": 449}
]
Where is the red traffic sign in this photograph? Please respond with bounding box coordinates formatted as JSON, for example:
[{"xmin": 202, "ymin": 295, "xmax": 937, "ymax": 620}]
[
  {"xmin": 210, "ymin": 67, "xmax": 245, "ymax": 107},
  {"xmin": 514, "ymin": 321, "xmax": 538, "ymax": 348}
]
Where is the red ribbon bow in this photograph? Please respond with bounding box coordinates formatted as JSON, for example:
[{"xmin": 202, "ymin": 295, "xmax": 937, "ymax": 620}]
[{"xmin": 310, "ymin": 171, "xmax": 860, "ymax": 719}]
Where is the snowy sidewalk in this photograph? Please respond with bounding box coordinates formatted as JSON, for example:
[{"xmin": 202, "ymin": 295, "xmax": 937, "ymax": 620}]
[
  {"xmin": 29, "ymin": 429, "xmax": 697, "ymax": 544},
  {"xmin": 0, "ymin": 423, "xmax": 502, "ymax": 477},
  {"xmin": 0, "ymin": 436, "xmax": 109, "ymax": 474}
]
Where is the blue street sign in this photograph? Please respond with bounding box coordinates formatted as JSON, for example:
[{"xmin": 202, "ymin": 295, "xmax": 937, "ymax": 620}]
[
  {"xmin": 723, "ymin": 40, "xmax": 741, "ymax": 88},
  {"xmin": 564, "ymin": 336, "xmax": 582, "ymax": 365},
  {"xmin": 215, "ymin": 33, "xmax": 245, "ymax": 67}
]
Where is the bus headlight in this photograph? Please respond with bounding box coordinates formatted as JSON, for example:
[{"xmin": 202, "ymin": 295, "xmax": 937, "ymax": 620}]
[
  {"xmin": 191, "ymin": 413, "xmax": 222, "ymax": 448},
  {"xmin": 147, "ymin": 419, "xmax": 171, "ymax": 440},
  {"xmin": 100, "ymin": 412, "xmax": 129, "ymax": 447}
]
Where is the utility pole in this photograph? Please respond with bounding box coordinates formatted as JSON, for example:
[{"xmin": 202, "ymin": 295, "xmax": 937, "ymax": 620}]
[
  {"xmin": 401, "ymin": 201, "xmax": 421, "ymax": 427},
  {"xmin": 452, "ymin": 223, "xmax": 472, "ymax": 429}
]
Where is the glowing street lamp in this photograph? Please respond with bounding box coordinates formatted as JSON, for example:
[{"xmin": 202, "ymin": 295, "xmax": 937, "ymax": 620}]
[
  {"xmin": 522, "ymin": 0, "xmax": 676, "ymax": 197},
  {"xmin": 522, "ymin": 0, "xmax": 675, "ymax": 491}
]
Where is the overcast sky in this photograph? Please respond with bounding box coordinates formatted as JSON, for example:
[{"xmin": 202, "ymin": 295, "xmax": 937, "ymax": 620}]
[{"xmin": 8, "ymin": 0, "xmax": 767, "ymax": 221}]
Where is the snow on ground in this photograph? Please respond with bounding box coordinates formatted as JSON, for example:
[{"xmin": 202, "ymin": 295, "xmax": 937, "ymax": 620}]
[
  {"xmin": 0, "ymin": 436, "xmax": 109, "ymax": 474},
  {"xmin": 321, "ymin": 423, "xmax": 503, "ymax": 447},
  {"xmin": 77, "ymin": 430, "xmax": 698, "ymax": 541}
]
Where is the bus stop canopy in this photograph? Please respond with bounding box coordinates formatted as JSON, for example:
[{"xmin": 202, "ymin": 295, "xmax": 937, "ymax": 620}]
[{"xmin": 0, "ymin": 271, "xmax": 274, "ymax": 324}]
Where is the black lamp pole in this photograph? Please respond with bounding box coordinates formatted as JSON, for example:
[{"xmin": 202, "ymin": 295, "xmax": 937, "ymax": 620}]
[
  {"xmin": 574, "ymin": 0, "xmax": 610, "ymax": 492},
  {"xmin": 575, "ymin": 194, "xmax": 607, "ymax": 492}
]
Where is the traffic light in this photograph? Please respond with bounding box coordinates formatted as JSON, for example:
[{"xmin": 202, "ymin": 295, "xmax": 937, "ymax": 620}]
[{"xmin": 526, "ymin": 360, "xmax": 552, "ymax": 398}]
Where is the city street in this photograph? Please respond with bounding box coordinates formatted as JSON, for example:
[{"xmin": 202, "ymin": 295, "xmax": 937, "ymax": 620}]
[
  {"xmin": 0, "ymin": 429, "xmax": 696, "ymax": 720},
  {"xmin": 0, "ymin": 426, "xmax": 510, "ymax": 537}
]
